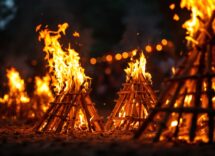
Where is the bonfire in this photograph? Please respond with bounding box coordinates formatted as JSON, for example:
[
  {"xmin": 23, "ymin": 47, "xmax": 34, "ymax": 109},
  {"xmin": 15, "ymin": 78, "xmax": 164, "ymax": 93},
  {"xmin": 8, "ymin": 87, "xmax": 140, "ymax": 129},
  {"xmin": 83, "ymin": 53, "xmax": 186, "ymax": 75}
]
[
  {"xmin": 35, "ymin": 23, "xmax": 103, "ymax": 133},
  {"xmin": 134, "ymin": 0, "xmax": 215, "ymax": 144},
  {"xmin": 0, "ymin": 67, "xmax": 30, "ymax": 120},
  {"xmin": 105, "ymin": 50, "xmax": 157, "ymax": 132}
]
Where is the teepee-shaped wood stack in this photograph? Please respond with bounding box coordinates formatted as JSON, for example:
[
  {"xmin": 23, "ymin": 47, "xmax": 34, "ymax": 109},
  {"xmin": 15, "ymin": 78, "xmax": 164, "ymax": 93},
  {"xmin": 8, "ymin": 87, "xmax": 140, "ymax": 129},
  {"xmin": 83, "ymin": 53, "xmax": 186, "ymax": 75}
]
[
  {"xmin": 35, "ymin": 80, "xmax": 103, "ymax": 133},
  {"xmin": 134, "ymin": 7, "xmax": 215, "ymax": 143},
  {"xmin": 105, "ymin": 51, "xmax": 157, "ymax": 131},
  {"xmin": 35, "ymin": 23, "xmax": 103, "ymax": 133}
]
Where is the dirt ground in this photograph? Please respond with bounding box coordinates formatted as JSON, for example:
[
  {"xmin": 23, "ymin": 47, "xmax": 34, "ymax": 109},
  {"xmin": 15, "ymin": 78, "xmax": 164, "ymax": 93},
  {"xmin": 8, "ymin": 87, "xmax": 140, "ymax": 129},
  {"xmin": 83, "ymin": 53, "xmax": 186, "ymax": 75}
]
[{"xmin": 0, "ymin": 124, "xmax": 215, "ymax": 156}]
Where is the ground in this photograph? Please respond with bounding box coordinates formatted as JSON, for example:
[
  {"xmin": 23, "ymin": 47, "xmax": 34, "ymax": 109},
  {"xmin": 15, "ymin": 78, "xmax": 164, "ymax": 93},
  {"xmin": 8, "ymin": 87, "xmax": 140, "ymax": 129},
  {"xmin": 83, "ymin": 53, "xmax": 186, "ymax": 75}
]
[{"xmin": 0, "ymin": 124, "xmax": 215, "ymax": 156}]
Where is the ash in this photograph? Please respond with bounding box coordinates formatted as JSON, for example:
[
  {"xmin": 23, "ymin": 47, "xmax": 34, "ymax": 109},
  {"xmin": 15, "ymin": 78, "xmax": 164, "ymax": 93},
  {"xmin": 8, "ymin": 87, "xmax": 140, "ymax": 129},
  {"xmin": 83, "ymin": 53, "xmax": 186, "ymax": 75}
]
[{"xmin": 0, "ymin": 124, "xmax": 215, "ymax": 156}]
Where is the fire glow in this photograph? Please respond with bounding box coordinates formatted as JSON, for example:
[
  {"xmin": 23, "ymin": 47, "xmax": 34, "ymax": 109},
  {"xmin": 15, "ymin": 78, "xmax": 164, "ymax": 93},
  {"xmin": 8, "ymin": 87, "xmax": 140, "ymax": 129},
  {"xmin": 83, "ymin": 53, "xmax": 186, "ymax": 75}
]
[
  {"xmin": 31, "ymin": 74, "xmax": 54, "ymax": 118},
  {"xmin": 125, "ymin": 50, "xmax": 152, "ymax": 83},
  {"xmin": 35, "ymin": 23, "xmax": 103, "ymax": 133},
  {"xmin": 0, "ymin": 68, "xmax": 30, "ymax": 119},
  {"xmin": 105, "ymin": 50, "xmax": 157, "ymax": 131},
  {"xmin": 180, "ymin": 0, "xmax": 215, "ymax": 45},
  {"xmin": 134, "ymin": 0, "xmax": 215, "ymax": 144},
  {"xmin": 37, "ymin": 23, "xmax": 89, "ymax": 94}
]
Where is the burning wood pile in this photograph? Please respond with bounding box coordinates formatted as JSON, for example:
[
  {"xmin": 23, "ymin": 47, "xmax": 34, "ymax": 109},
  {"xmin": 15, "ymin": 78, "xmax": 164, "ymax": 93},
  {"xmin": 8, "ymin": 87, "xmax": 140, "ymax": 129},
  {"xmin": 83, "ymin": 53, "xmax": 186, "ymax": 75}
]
[
  {"xmin": 0, "ymin": 68, "xmax": 30, "ymax": 120},
  {"xmin": 134, "ymin": 0, "xmax": 215, "ymax": 143},
  {"xmin": 105, "ymin": 51, "xmax": 157, "ymax": 131},
  {"xmin": 0, "ymin": 0, "xmax": 215, "ymax": 149},
  {"xmin": 35, "ymin": 23, "xmax": 103, "ymax": 133}
]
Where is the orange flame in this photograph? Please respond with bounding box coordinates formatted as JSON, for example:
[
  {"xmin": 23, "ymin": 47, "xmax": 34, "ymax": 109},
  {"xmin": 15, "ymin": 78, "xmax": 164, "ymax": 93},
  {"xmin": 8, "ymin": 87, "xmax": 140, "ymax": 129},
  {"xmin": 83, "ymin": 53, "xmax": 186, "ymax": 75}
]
[
  {"xmin": 0, "ymin": 68, "xmax": 30, "ymax": 117},
  {"xmin": 37, "ymin": 23, "xmax": 90, "ymax": 94},
  {"xmin": 125, "ymin": 50, "xmax": 152, "ymax": 82},
  {"xmin": 74, "ymin": 109, "xmax": 88, "ymax": 130},
  {"xmin": 34, "ymin": 75, "xmax": 53, "ymax": 98},
  {"xmin": 73, "ymin": 31, "xmax": 80, "ymax": 37},
  {"xmin": 180, "ymin": 0, "xmax": 215, "ymax": 44},
  {"xmin": 34, "ymin": 74, "xmax": 54, "ymax": 112},
  {"xmin": 0, "ymin": 68, "xmax": 29, "ymax": 104}
]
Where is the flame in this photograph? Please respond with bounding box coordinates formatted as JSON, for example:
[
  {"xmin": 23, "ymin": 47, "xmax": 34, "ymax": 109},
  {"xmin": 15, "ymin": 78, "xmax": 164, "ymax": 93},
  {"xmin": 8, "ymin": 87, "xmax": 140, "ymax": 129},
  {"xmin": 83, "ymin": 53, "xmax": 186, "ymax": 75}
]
[
  {"xmin": 113, "ymin": 106, "xmax": 126, "ymax": 128},
  {"xmin": 74, "ymin": 109, "xmax": 88, "ymax": 130},
  {"xmin": 184, "ymin": 95, "xmax": 193, "ymax": 106},
  {"xmin": 125, "ymin": 50, "xmax": 152, "ymax": 82},
  {"xmin": 180, "ymin": 0, "xmax": 215, "ymax": 44},
  {"xmin": 0, "ymin": 68, "xmax": 30, "ymax": 116},
  {"xmin": 37, "ymin": 23, "xmax": 90, "ymax": 94},
  {"xmin": 34, "ymin": 75, "xmax": 53, "ymax": 98},
  {"xmin": 73, "ymin": 31, "xmax": 80, "ymax": 37},
  {"xmin": 169, "ymin": 3, "xmax": 176, "ymax": 10},
  {"xmin": 173, "ymin": 14, "xmax": 180, "ymax": 21},
  {"xmin": 34, "ymin": 74, "xmax": 54, "ymax": 112}
]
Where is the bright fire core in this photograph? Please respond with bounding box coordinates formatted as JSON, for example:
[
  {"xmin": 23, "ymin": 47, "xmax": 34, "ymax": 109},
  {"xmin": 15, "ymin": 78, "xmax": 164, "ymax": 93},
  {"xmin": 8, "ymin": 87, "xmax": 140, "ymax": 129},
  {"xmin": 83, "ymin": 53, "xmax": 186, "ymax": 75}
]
[{"xmin": 37, "ymin": 23, "xmax": 90, "ymax": 94}]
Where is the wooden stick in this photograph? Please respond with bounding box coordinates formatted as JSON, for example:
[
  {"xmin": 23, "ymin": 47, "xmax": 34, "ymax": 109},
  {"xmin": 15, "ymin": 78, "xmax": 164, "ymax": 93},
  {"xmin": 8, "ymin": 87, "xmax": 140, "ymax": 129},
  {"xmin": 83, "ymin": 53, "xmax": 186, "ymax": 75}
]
[
  {"xmin": 55, "ymin": 81, "xmax": 87, "ymax": 132},
  {"xmin": 35, "ymin": 95, "xmax": 60, "ymax": 131},
  {"xmin": 153, "ymin": 81, "xmax": 184, "ymax": 142},
  {"xmin": 80, "ymin": 95, "xmax": 92, "ymax": 132},
  {"xmin": 189, "ymin": 50, "xmax": 205, "ymax": 142},
  {"xmin": 173, "ymin": 89, "xmax": 187, "ymax": 138},
  {"xmin": 207, "ymin": 45, "xmax": 214, "ymax": 143}
]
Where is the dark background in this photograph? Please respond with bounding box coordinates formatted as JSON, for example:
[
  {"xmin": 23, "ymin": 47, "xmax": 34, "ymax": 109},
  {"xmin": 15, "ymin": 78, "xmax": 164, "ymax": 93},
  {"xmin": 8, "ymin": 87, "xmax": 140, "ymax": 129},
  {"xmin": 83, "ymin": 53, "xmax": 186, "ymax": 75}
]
[{"xmin": 0, "ymin": 0, "xmax": 189, "ymax": 114}]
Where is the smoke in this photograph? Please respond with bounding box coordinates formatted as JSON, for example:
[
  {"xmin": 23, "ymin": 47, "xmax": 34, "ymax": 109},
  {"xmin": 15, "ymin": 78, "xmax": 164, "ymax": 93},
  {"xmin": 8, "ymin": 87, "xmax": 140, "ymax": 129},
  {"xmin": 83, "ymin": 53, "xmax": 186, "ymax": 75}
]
[{"xmin": 116, "ymin": 0, "xmax": 163, "ymax": 51}]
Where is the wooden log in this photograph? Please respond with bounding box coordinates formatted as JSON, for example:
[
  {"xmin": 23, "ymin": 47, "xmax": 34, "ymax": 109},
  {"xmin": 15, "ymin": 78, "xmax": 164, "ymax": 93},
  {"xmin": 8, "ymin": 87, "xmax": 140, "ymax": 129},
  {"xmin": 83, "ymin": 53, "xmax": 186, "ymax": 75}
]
[
  {"xmin": 105, "ymin": 86, "xmax": 128, "ymax": 130},
  {"xmin": 35, "ymin": 95, "xmax": 60, "ymax": 131},
  {"xmin": 41, "ymin": 103, "xmax": 62, "ymax": 132},
  {"xmin": 207, "ymin": 45, "xmax": 214, "ymax": 144},
  {"xmin": 173, "ymin": 90, "xmax": 187, "ymax": 138},
  {"xmin": 166, "ymin": 73, "xmax": 215, "ymax": 82},
  {"xmin": 55, "ymin": 95, "xmax": 71, "ymax": 133},
  {"xmin": 112, "ymin": 117, "xmax": 145, "ymax": 121},
  {"xmin": 189, "ymin": 50, "xmax": 205, "ymax": 142},
  {"xmin": 153, "ymin": 81, "xmax": 184, "ymax": 142},
  {"xmin": 155, "ymin": 107, "xmax": 215, "ymax": 114},
  {"xmin": 80, "ymin": 95, "xmax": 92, "ymax": 132},
  {"xmin": 55, "ymin": 81, "xmax": 87, "ymax": 133},
  {"xmin": 70, "ymin": 101, "xmax": 79, "ymax": 131}
]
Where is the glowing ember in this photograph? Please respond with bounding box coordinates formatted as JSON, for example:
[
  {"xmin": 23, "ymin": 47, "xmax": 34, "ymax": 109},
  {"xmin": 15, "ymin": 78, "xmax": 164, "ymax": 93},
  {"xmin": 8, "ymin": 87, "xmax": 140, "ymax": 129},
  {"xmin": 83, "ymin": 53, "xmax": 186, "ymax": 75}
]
[
  {"xmin": 171, "ymin": 67, "xmax": 176, "ymax": 75},
  {"xmin": 73, "ymin": 31, "xmax": 80, "ymax": 37},
  {"xmin": 173, "ymin": 14, "xmax": 180, "ymax": 21},
  {"xmin": 125, "ymin": 50, "xmax": 152, "ymax": 82},
  {"xmin": 170, "ymin": 120, "xmax": 178, "ymax": 127},
  {"xmin": 169, "ymin": 3, "xmax": 175, "ymax": 10}
]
